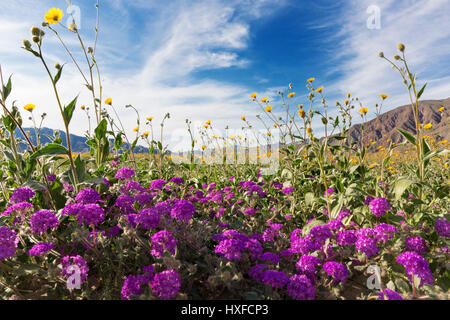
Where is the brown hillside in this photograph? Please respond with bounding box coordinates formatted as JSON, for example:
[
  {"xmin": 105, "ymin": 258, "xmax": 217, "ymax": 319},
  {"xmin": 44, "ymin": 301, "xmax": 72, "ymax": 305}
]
[{"xmin": 347, "ymin": 98, "xmax": 450, "ymax": 148}]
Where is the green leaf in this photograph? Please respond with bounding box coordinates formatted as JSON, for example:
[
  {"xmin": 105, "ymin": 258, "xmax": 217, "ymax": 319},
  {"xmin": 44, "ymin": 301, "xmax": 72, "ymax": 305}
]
[
  {"xmin": 30, "ymin": 143, "xmax": 68, "ymax": 160},
  {"xmin": 422, "ymin": 138, "xmax": 431, "ymax": 157},
  {"xmin": 114, "ymin": 132, "xmax": 123, "ymax": 150},
  {"xmin": 395, "ymin": 278, "xmax": 410, "ymax": 294},
  {"xmin": 335, "ymin": 178, "xmax": 344, "ymax": 193},
  {"xmin": 2, "ymin": 75, "xmax": 12, "ymax": 101},
  {"xmin": 131, "ymin": 137, "xmax": 138, "ymax": 151},
  {"xmin": 74, "ymin": 154, "xmax": 86, "ymax": 182},
  {"xmin": 416, "ymin": 83, "xmax": 427, "ymax": 99},
  {"xmin": 24, "ymin": 180, "xmax": 47, "ymax": 192},
  {"xmin": 330, "ymin": 194, "xmax": 344, "ymax": 219},
  {"xmin": 53, "ymin": 64, "xmax": 65, "ymax": 85},
  {"xmin": 63, "ymin": 95, "xmax": 78, "ymax": 125},
  {"xmin": 394, "ymin": 178, "xmax": 413, "ymax": 201},
  {"xmin": 397, "ymin": 128, "xmax": 416, "ymax": 146},
  {"xmin": 302, "ymin": 219, "xmax": 326, "ymax": 236},
  {"xmin": 95, "ymin": 119, "xmax": 108, "ymax": 140},
  {"xmin": 386, "ymin": 280, "xmax": 396, "ymax": 291},
  {"xmin": 305, "ymin": 192, "xmax": 315, "ymax": 206}
]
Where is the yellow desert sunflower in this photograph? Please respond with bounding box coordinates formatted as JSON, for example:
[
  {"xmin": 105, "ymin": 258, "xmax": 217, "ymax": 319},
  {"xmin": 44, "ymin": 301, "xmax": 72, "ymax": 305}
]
[
  {"xmin": 44, "ymin": 8, "xmax": 63, "ymax": 24},
  {"xmin": 359, "ymin": 107, "xmax": 369, "ymax": 115},
  {"xmin": 315, "ymin": 86, "xmax": 323, "ymax": 93},
  {"xmin": 24, "ymin": 104, "xmax": 35, "ymax": 112}
]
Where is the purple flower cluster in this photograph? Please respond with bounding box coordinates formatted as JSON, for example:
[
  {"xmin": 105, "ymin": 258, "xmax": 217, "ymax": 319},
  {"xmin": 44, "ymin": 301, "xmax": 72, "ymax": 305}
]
[
  {"xmin": 336, "ymin": 230, "xmax": 357, "ymax": 246},
  {"xmin": 77, "ymin": 204, "xmax": 105, "ymax": 227},
  {"xmin": 75, "ymin": 188, "xmax": 101, "ymax": 204},
  {"xmin": 61, "ymin": 255, "xmax": 89, "ymax": 284},
  {"xmin": 374, "ymin": 223, "xmax": 398, "ymax": 243},
  {"xmin": 291, "ymin": 235, "xmax": 321, "ymax": 254},
  {"xmin": 309, "ymin": 225, "xmax": 332, "ymax": 243},
  {"xmin": 296, "ymin": 255, "xmax": 321, "ymax": 281},
  {"xmin": 150, "ymin": 269, "xmax": 181, "ymax": 300},
  {"xmin": 30, "ymin": 210, "xmax": 60, "ymax": 234},
  {"xmin": 323, "ymin": 261, "xmax": 348, "ymax": 285},
  {"xmin": 261, "ymin": 270, "xmax": 289, "ymax": 288},
  {"xmin": 355, "ymin": 236, "xmax": 379, "ymax": 258},
  {"xmin": 260, "ymin": 252, "xmax": 280, "ymax": 264},
  {"xmin": 369, "ymin": 197, "xmax": 391, "ymax": 217},
  {"xmin": 121, "ymin": 265, "xmax": 155, "ymax": 300},
  {"xmin": 150, "ymin": 179, "xmax": 167, "ymax": 190},
  {"xmin": 121, "ymin": 275, "xmax": 142, "ymax": 300},
  {"xmin": 396, "ymin": 251, "xmax": 433, "ymax": 287},
  {"xmin": 0, "ymin": 227, "xmax": 18, "ymax": 261},
  {"xmin": 170, "ymin": 200, "xmax": 196, "ymax": 224},
  {"xmin": 137, "ymin": 208, "xmax": 160, "ymax": 230},
  {"xmin": 286, "ymin": 274, "xmax": 315, "ymax": 300},
  {"xmin": 405, "ymin": 237, "xmax": 428, "ymax": 255},
  {"xmin": 1, "ymin": 202, "xmax": 33, "ymax": 217},
  {"xmin": 115, "ymin": 168, "xmax": 136, "ymax": 180},
  {"xmin": 378, "ymin": 289, "xmax": 403, "ymax": 300},
  {"xmin": 115, "ymin": 195, "xmax": 136, "ymax": 214},
  {"xmin": 215, "ymin": 239, "xmax": 245, "ymax": 260},
  {"xmin": 170, "ymin": 177, "xmax": 184, "ymax": 184},
  {"xmin": 281, "ymin": 187, "xmax": 295, "ymax": 194},
  {"xmin": 151, "ymin": 230, "xmax": 177, "ymax": 258},
  {"xmin": 27, "ymin": 243, "xmax": 56, "ymax": 256},
  {"xmin": 248, "ymin": 264, "xmax": 268, "ymax": 281},
  {"xmin": 435, "ymin": 217, "xmax": 449, "ymax": 238},
  {"xmin": 10, "ymin": 187, "xmax": 35, "ymax": 203}
]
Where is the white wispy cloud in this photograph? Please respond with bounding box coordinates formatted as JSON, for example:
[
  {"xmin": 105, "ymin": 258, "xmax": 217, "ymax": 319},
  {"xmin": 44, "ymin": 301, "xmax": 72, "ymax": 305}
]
[
  {"xmin": 0, "ymin": 0, "xmax": 288, "ymax": 150},
  {"xmin": 323, "ymin": 0, "xmax": 450, "ymax": 120}
]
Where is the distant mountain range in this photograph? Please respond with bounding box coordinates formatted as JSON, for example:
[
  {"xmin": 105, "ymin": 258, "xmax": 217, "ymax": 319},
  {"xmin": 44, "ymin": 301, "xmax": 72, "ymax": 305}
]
[
  {"xmin": 13, "ymin": 98, "xmax": 449, "ymax": 154},
  {"xmin": 15, "ymin": 127, "xmax": 149, "ymax": 153},
  {"xmin": 345, "ymin": 98, "xmax": 449, "ymax": 149}
]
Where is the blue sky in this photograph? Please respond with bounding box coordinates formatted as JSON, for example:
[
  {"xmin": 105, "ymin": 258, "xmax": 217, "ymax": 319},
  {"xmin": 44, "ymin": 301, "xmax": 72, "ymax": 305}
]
[{"xmin": 1, "ymin": 0, "xmax": 450, "ymax": 150}]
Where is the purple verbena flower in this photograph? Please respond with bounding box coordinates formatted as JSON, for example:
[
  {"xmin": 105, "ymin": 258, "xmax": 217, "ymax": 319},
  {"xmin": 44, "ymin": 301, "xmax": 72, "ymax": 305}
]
[
  {"xmin": 115, "ymin": 168, "xmax": 136, "ymax": 180},
  {"xmin": 121, "ymin": 275, "xmax": 142, "ymax": 300},
  {"xmin": 170, "ymin": 200, "xmax": 195, "ymax": 224},
  {"xmin": 248, "ymin": 264, "xmax": 268, "ymax": 282},
  {"xmin": 75, "ymin": 188, "xmax": 101, "ymax": 204},
  {"xmin": 10, "ymin": 187, "xmax": 35, "ymax": 203},
  {"xmin": 323, "ymin": 261, "xmax": 348, "ymax": 285},
  {"xmin": 150, "ymin": 179, "xmax": 167, "ymax": 190},
  {"xmin": 61, "ymin": 255, "xmax": 89, "ymax": 285},
  {"xmin": 369, "ymin": 197, "xmax": 390, "ymax": 217},
  {"xmin": 151, "ymin": 230, "xmax": 177, "ymax": 258},
  {"xmin": 435, "ymin": 217, "xmax": 449, "ymax": 238},
  {"xmin": 150, "ymin": 270, "xmax": 181, "ymax": 300},
  {"xmin": 137, "ymin": 208, "xmax": 160, "ymax": 230},
  {"xmin": 259, "ymin": 252, "xmax": 280, "ymax": 264},
  {"xmin": 215, "ymin": 239, "xmax": 245, "ymax": 260},
  {"xmin": 77, "ymin": 204, "xmax": 105, "ymax": 227},
  {"xmin": 378, "ymin": 288, "xmax": 403, "ymax": 300},
  {"xmin": 30, "ymin": 210, "xmax": 60, "ymax": 234},
  {"xmin": 405, "ymin": 237, "xmax": 428, "ymax": 255},
  {"xmin": 0, "ymin": 227, "xmax": 18, "ymax": 261},
  {"xmin": 261, "ymin": 270, "xmax": 289, "ymax": 289},
  {"xmin": 286, "ymin": 274, "xmax": 315, "ymax": 300},
  {"xmin": 27, "ymin": 243, "xmax": 56, "ymax": 256},
  {"xmin": 396, "ymin": 251, "xmax": 434, "ymax": 287}
]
